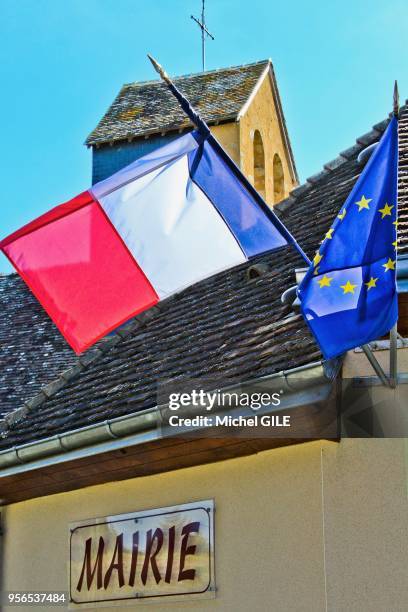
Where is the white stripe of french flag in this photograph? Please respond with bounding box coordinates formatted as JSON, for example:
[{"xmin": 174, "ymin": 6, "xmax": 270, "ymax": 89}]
[{"xmin": 1, "ymin": 132, "xmax": 289, "ymax": 353}]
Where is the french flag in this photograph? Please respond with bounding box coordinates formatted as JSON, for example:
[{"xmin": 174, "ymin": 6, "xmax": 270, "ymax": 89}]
[{"xmin": 1, "ymin": 131, "xmax": 296, "ymax": 353}]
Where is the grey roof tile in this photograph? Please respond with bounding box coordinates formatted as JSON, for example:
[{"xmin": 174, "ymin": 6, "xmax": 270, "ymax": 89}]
[
  {"xmin": 339, "ymin": 142, "xmax": 364, "ymax": 160},
  {"xmin": 323, "ymin": 156, "xmax": 347, "ymax": 172},
  {"xmin": 306, "ymin": 170, "xmax": 328, "ymax": 184},
  {"xmin": 0, "ymin": 275, "xmax": 77, "ymax": 420},
  {"xmin": 356, "ymin": 129, "xmax": 382, "ymax": 146}
]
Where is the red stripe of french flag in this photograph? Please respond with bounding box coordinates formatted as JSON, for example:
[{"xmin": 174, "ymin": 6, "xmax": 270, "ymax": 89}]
[{"xmin": 1, "ymin": 191, "xmax": 159, "ymax": 353}]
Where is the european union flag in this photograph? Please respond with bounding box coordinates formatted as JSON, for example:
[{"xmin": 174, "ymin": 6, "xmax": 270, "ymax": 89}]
[{"xmin": 298, "ymin": 116, "xmax": 398, "ymax": 359}]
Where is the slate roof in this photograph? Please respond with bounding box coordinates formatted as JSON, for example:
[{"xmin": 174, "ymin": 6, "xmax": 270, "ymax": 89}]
[
  {"xmin": 85, "ymin": 61, "xmax": 270, "ymax": 146},
  {"xmin": 1, "ymin": 101, "xmax": 407, "ymax": 450},
  {"xmin": 0, "ymin": 275, "xmax": 77, "ymax": 419}
]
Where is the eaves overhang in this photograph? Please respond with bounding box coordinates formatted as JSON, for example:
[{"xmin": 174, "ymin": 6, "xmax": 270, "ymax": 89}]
[
  {"xmin": 0, "ymin": 359, "xmax": 340, "ymax": 503},
  {"xmin": 88, "ymin": 114, "xmax": 237, "ymax": 149}
]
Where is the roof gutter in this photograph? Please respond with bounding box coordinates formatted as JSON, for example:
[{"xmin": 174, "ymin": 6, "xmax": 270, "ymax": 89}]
[{"xmin": 0, "ymin": 359, "xmax": 340, "ymax": 478}]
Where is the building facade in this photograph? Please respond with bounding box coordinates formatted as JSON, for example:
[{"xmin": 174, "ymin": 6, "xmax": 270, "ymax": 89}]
[
  {"xmin": 1, "ymin": 66, "xmax": 408, "ymax": 612},
  {"xmin": 1, "ymin": 440, "xmax": 408, "ymax": 611}
]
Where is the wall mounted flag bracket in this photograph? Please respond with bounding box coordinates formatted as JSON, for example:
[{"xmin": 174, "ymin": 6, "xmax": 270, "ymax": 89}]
[{"xmin": 361, "ymin": 335, "xmax": 396, "ymax": 389}]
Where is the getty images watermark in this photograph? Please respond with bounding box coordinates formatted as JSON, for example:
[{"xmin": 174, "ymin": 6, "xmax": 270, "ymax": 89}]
[{"xmin": 165, "ymin": 388, "xmax": 291, "ymax": 429}]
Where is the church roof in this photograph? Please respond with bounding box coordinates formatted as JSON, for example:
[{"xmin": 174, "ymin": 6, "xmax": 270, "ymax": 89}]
[
  {"xmin": 86, "ymin": 60, "xmax": 271, "ymax": 146},
  {"xmin": 1, "ymin": 101, "xmax": 407, "ymax": 449}
]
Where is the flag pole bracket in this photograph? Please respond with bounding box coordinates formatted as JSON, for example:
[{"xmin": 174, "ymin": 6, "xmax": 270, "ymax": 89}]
[
  {"xmin": 361, "ymin": 344, "xmax": 391, "ymax": 387},
  {"xmin": 360, "ymin": 323, "xmax": 398, "ymax": 388},
  {"xmin": 389, "ymin": 323, "xmax": 398, "ymax": 388}
]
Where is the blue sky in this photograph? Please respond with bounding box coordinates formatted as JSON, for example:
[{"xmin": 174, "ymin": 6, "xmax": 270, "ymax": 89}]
[{"xmin": 1, "ymin": 0, "xmax": 407, "ymax": 273}]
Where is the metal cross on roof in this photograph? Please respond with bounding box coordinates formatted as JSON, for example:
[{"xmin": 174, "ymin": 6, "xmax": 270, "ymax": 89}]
[{"xmin": 191, "ymin": 0, "xmax": 215, "ymax": 71}]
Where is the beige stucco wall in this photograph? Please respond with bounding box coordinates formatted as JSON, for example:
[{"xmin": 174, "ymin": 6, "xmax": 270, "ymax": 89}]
[
  {"xmin": 1, "ymin": 438, "xmax": 407, "ymax": 612},
  {"xmin": 323, "ymin": 439, "xmax": 408, "ymax": 612},
  {"xmin": 239, "ymin": 72, "xmax": 296, "ymax": 207},
  {"xmin": 210, "ymin": 123, "xmax": 240, "ymax": 166},
  {"xmin": 206, "ymin": 72, "xmax": 296, "ymax": 208}
]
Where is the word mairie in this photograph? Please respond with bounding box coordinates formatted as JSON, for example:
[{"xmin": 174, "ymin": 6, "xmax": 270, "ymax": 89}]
[{"xmin": 70, "ymin": 503, "xmax": 214, "ymax": 604}]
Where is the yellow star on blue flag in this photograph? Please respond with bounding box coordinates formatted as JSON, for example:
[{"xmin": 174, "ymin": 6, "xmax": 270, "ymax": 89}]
[{"xmin": 298, "ymin": 116, "xmax": 398, "ymax": 359}]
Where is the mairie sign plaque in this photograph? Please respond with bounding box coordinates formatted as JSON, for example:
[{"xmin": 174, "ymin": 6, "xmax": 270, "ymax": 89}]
[{"xmin": 69, "ymin": 500, "xmax": 215, "ymax": 606}]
